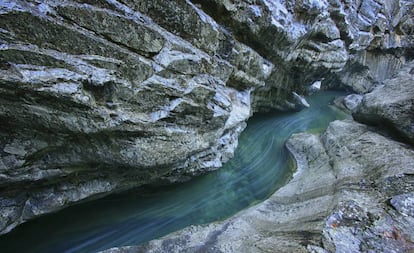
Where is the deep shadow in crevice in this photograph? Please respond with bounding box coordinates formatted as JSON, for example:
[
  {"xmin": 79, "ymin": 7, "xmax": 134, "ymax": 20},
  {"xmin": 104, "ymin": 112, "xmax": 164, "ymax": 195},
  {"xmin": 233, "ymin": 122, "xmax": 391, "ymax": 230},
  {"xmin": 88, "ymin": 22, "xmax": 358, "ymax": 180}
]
[{"xmin": 352, "ymin": 113, "xmax": 414, "ymax": 147}]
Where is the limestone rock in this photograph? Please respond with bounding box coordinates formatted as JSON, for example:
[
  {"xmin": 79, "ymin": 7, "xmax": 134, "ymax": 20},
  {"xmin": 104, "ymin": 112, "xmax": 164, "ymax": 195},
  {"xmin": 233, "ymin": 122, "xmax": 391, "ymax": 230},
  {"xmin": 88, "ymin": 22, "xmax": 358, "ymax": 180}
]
[
  {"xmin": 0, "ymin": 0, "xmax": 264, "ymax": 234},
  {"xmin": 354, "ymin": 61, "xmax": 414, "ymax": 145},
  {"xmin": 185, "ymin": 0, "xmax": 414, "ymax": 110},
  {"xmin": 390, "ymin": 193, "xmax": 414, "ymax": 217},
  {"xmin": 343, "ymin": 94, "xmax": 363, "ymax": 112},
  {"xmin": 292, "ymin": 91, "xmax": 310, "ymax": 110},
  {"xmin": 331, "ymin": 51, "xmax": 407, "ymax": 93},
  {"xmin": 324, "ymin": 0, "xmax": 413, "ymax": 92},
  {"xmin": 307, "ymin": 80, "xmax": 322, "ymax": 95},
  {"xmin": 103, "ymin": 120, "xmax": 414, "ymax": 252},
  {"xmin": 0, "ymin": 0, "xmax": 413, "ymax": 237}
]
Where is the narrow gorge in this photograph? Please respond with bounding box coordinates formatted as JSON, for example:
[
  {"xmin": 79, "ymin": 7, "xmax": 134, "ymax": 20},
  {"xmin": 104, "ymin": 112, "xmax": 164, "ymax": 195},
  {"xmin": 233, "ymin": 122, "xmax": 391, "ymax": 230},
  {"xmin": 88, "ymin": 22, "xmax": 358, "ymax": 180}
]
[
  {"xmin": 0, "ymin": 91, "xmax": 349, "ymax": 252},
  {"xmin": 0, "ymin": 0, "xmax": 413, "ymax": 252}
]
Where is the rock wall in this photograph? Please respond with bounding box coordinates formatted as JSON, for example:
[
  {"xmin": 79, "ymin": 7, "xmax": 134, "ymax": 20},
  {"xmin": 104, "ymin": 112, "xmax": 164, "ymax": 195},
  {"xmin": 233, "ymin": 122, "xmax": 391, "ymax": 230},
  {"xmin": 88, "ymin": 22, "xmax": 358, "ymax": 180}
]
[
  {"xmin": 0, "ymin": 0, "xmax": 413, "ymax": 235},
  {"xmin": 101, "ymin": 119, "xmax": 414, "ymax": 253},
  {"xmin": 100, "ymin": 56, "xmax": 414, "ymax": 252},
  {"xmin": 189, "ymin": 0, "xmax": 413, "ymax": 105},
  {"xmin": 0, "ymin": 0, "xmax": 272, "ymax": 234},
  {"xmin": 354, "ymin": 61, "xmax": 414, "ymax": 144}
]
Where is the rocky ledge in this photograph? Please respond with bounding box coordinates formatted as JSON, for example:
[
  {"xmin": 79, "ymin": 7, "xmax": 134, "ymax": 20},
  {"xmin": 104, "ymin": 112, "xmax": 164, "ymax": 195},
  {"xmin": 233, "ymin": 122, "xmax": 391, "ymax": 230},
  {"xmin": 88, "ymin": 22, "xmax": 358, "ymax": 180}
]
[
  {"xmin": 102, "ymin": 60, "xmax": 414, "ymax": 252},
  {"xmin": 0, "ymin": 0, "xmax": 413, "ymax": 236},
  {"xmin": 0, "ymin": 0, "xmax": 271, "ymax": 234},
  {"xmin": 102, "ymin": 119, "xmax": 414, "ymax": 253},
  {"xmin": 354, "ymin": 61, "xmax": 414, "ymax": 145}
]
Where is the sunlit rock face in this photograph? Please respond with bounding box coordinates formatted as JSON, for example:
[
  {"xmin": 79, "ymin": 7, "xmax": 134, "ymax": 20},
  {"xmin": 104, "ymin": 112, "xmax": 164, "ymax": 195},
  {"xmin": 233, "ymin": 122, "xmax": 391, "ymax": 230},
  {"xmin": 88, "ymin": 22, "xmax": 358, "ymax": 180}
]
[{"xmin": 0, "ymin": 0, "xmax": 413, "ymax": 235}]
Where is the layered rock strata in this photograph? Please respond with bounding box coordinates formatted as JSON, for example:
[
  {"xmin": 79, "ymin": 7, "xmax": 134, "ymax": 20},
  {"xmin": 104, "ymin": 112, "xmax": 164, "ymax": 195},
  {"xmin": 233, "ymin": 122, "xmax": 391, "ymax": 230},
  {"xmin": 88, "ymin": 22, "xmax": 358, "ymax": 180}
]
[
  {"xmin": 189, "ymin": 0, "xmax": 413, "ymax": 104},
  {"xmin": 0, "ymin": 0, "xmax": 413, "ymax": 235},
  {"xmin": 354, "ymin": 61, "xmax": 414, "ymax": 145},
  {"xmin": 0, "ymin": 0, "xmax": 273, "ymax": 234},
  {"xmin": 102, "ymin": 120, "xmax": 414, "ymax": 253}
]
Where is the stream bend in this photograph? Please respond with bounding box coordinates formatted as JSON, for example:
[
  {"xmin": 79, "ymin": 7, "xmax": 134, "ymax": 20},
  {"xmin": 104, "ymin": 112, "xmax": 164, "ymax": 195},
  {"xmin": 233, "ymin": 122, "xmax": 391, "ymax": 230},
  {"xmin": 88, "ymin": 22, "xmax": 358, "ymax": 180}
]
[{"xmin": 0, "ymin": 91, "xmax": 349, "ymax": 253}]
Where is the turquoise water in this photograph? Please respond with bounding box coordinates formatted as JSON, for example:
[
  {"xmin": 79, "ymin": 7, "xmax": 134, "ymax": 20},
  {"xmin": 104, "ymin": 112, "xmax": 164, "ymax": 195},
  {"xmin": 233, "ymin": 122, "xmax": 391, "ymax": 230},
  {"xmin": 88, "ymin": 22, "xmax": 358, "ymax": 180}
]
[{"xmin": 0, "ymin": 91, "xmax": 349, "ymax": 253}]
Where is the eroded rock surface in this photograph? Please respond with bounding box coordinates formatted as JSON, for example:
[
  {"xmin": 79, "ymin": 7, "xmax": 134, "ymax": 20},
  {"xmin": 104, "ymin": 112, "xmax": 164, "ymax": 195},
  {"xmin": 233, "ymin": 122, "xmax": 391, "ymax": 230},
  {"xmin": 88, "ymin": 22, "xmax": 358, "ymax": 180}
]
[
  {"xmin": 0, "ymin": 0, "xmax": 269, "ymax": 234},
  {"xmin": 190, "ymin": 0, "xmax": 413, "ymax": 104},
  {"xmin": 354, "ymin": 61, "xmax": 414, "ymax": 145},
  {"xmin": 103, "ymin": 120, "xmax": 414, "ymax": 253},
  {"xmin": 0, "ymin": 0, "xmax": 413, "ymax": 235}
]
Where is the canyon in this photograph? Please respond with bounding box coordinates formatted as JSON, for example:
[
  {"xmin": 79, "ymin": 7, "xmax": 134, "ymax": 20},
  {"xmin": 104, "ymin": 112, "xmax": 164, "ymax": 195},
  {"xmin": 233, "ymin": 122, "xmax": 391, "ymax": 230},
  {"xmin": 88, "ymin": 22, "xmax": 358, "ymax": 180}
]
[{"xmin": 0, "ymin": 0, "xmax": 413, "ymax": 252}]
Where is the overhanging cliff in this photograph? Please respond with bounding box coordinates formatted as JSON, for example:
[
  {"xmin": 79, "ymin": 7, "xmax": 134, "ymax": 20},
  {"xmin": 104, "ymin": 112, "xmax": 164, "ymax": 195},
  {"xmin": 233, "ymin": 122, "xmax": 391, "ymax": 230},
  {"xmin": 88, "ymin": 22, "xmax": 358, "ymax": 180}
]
[{"xmin": 0, "ymin": 0, "xmax": 413, "ymax": 235}]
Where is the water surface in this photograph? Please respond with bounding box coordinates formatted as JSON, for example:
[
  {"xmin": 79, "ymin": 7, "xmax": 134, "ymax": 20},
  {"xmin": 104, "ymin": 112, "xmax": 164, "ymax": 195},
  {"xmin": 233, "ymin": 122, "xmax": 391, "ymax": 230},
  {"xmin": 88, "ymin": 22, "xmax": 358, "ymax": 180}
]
[{"xmin": 0, "ymin": 91, "xmax": 349, "ymax": 253}]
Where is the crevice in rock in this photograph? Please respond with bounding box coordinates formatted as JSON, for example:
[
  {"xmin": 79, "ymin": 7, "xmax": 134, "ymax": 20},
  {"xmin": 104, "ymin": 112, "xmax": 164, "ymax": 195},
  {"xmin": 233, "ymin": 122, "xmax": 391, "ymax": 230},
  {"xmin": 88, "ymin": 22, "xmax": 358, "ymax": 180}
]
[
  {"xmin": 189, "ymin": 0, "xmax": 280, "ymax": 61},
  {"xmin": 353, "ymin": 113, "xmax": 413, "ymax": 146}
]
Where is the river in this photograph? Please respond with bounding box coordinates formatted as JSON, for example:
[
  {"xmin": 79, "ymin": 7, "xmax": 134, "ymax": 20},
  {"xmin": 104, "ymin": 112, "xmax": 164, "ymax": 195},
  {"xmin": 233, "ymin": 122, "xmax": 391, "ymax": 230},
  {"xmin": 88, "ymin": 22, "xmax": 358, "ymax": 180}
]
[{"xmin": 0, "ymin": 91, "xmax": 349, "ymax": 253}]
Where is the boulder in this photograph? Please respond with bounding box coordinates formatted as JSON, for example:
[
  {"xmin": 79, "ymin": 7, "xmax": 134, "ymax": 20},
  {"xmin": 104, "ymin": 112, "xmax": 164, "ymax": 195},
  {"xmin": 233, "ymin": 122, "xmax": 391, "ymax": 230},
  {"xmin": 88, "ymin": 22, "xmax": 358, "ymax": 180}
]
[
  {"xmin": 0, "ymin": 0, "xmax": 268, "ymax": 234},
  {"xmin": 102, "ymin": 120, "xmax": 414, "ymax": 252},
  {"xmin": 354, "ymin": 61, "xmax": 414, "ymax": 145},
  {"xmin": 0, "ymin": 0, "xmax": 413, "ymax": 237},
  {"xmin": 343, "ymin": 94, "xmax": 363, "ymax": 112}
]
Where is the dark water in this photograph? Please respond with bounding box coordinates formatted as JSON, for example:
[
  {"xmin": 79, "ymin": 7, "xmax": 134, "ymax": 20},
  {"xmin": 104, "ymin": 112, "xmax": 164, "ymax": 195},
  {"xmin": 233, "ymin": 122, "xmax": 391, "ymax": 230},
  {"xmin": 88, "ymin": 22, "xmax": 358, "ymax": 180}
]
[{"xmin": 0, "ymin": 91, "xmax": 349, "ymax": 253}]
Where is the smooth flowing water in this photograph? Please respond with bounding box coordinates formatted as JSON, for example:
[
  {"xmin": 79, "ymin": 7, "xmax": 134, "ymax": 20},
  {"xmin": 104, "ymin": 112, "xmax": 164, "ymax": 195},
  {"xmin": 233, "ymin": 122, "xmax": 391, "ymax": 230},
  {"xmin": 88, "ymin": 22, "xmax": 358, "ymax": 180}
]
[{"xmin": 0, "ymin": 91, "xmax": 349, "ymax": 253}]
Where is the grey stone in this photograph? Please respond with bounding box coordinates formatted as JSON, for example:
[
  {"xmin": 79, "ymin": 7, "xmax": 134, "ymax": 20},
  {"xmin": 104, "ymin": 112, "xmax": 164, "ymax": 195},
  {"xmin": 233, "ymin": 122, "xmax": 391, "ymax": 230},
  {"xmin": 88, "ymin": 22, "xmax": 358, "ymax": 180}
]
[
  {"xmin": 343, "ymin": 94, "xmax": 363, "ymax": 112},
  {"xmin": 390, "ymin": 193, "xmax": 414, "ymax": 218},
  {"xmin": 354, "ymin": 61, "xmax": 414, "ymax": 145},
  {"xmin": 292, "ymin": 92, "xmax": 310, "ymax": 110},
  {"xmin": 307, "ymin": 80, "xmax": 322, "ymax": 95},
  {"xmin": 0, "ymin": 0, "xmax": 261, "ymax": 234},
  {"xmin": 307, "ymin": 245, "xmax": 329, "ymax": 253},
  {"xmin": 103, "ymin": 119, "xmax": 414, "ymax": 253},
  {"xmin": 0, "ymin": 0, "xmax": 413, "ymax": 239}
]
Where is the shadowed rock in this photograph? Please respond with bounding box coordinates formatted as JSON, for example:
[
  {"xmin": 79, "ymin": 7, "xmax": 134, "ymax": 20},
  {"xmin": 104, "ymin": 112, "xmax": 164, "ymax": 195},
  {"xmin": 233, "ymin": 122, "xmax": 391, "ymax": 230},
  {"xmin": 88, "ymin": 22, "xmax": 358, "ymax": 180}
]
[
  {"xmin": 100, "ymin": 119, "xmax": 414, "ymax": 252},
  {"xmin": 0, "ymin": 0, "xmax": 413, "ymax": 238},
  {"xmin": 354, "ymin": 61, "xmax": 414, "ymax": 145}
]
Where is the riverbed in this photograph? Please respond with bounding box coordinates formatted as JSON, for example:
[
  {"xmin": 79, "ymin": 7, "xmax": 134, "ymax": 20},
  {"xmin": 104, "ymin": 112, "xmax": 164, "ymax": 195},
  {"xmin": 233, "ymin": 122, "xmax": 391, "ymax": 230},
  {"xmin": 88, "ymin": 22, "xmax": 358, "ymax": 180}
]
[{"xmin": 0, "ymin": 91, "xmax": 349, "ymax": 253}]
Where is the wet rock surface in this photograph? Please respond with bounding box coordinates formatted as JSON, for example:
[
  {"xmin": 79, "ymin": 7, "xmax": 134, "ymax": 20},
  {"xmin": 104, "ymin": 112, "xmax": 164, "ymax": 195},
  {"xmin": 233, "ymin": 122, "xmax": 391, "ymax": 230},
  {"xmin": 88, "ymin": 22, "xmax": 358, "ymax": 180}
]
[
  {"xmin": 0, "ymin": 0, "xmax": 263, "ymax": 234},
  {"xmin": 0, "ymin": 0, "xmax": 413, "ymax": 238},
  {"xmin": 103, "ymin": 119, "xmax": 414, "ymax": 253}
]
